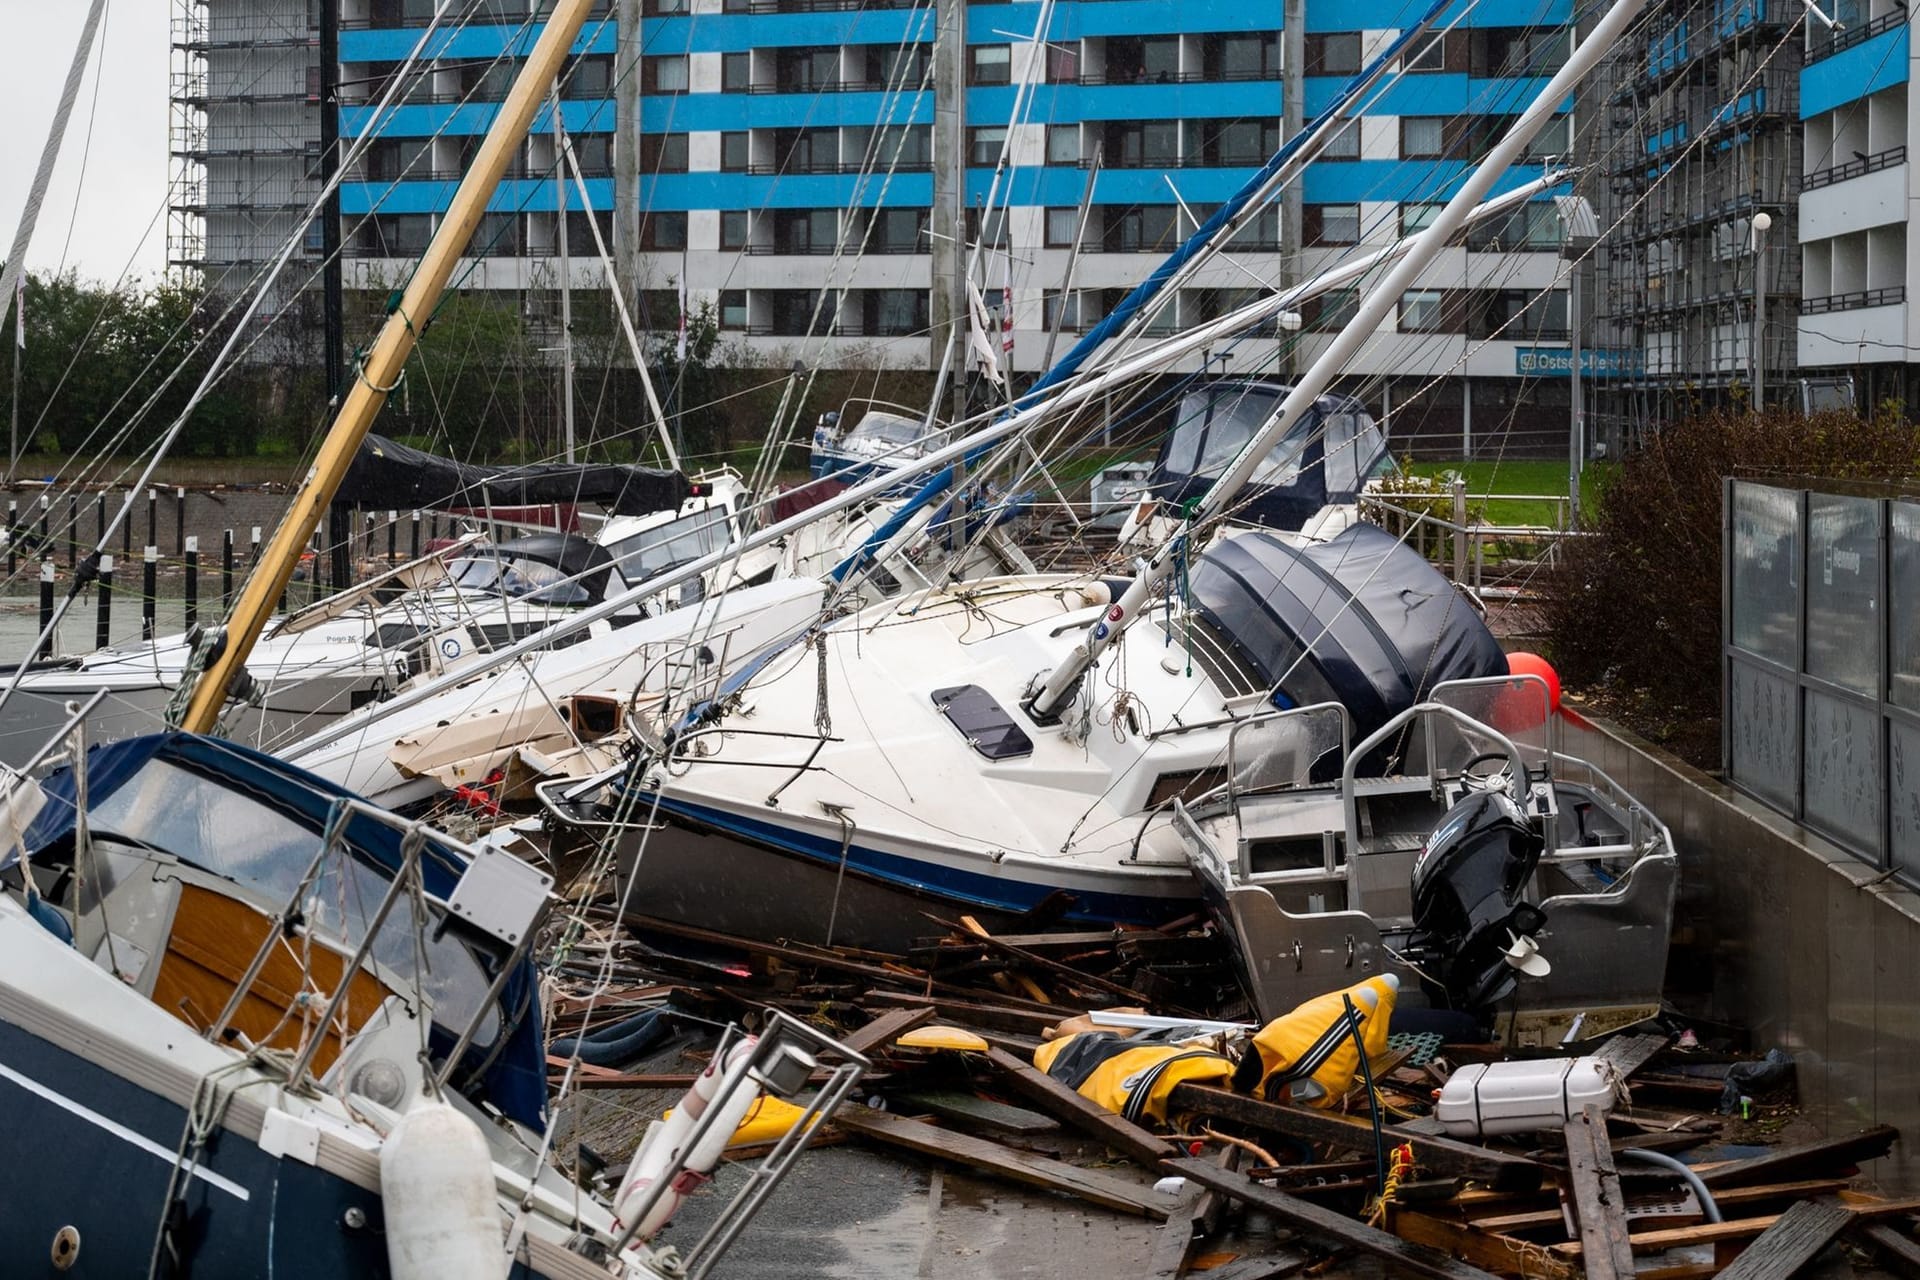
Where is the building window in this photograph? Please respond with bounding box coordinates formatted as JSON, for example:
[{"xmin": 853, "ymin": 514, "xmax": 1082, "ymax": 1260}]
[
  {"xmin": 1469, "ymin": 26, "xmax": 1570, "ymax": 78},
  {"xmin": 774, "ymin": 48, "xmax": 840, "ymax": 89},
  {"xmin": 647, "ymin": 0, "xmax": 690, "ymax": 12},
  {"xmin": 1309, "ymin": 287, "xmax": 1359, "ymax": 331},
  {"xmin": 1045, "ymin": 207, "xmax": 1081, "ymax": 248},
  {"xmin": 772, "ymin": 209, "xmax": 839, "ymax": 254},
  {"xmin": 867, "ymin": 208, "xmax": 926, "ymax": 254},
  {"xmin": 564, "ymin": 55, "xmax": 613, "ymax": 97},
  {"xmin": 1105, "ymin": 204, "xmax": 1178, "ymax": 253},
  {"xmin": 863, "ymin": 288, "xmax": 929, "ymax": 336},
  {"xmin": 720, "ymin": 131, "xmax": 750, "ymax": 172},
  {"xmin": 570, "ymin": 134, "xmax": 613, "ymax": 177},
  {"xmin": 719, "ymin": 289, "xmax": 749, "ymax": 330},
  {"xmin": 1210, "ymin": 33, "xmax": 1280, "ymax": 80},
  {"xmin": 1526, "ymin": 114, "xmax": 1572, "ymax": 160},
  {"xmin": 1047, "ymin": 125, "xmax": 1081, "ymax": 165},
  {"xmin": 1225, "ymin": 205, "xmax": 1280, "ymax": 251},
  {"xmin": 1399, "ymin": 288, "xmax": 1449, "ymax": 332},
  {"xmin": 1403, "ymin": 33, "xmax": 1445, "ymax": 72},
  {"xmin": 564, "ymin": 210, "xmax": 613, "ymax": 250},
  {"xmin": 1042, "ymin": 289, "xmax": 1080, "ymax": 332},
  {"xmin": 846, "ymin": 124, "xmax": 931, "ymax": 169},
  {"xmin": 1321, "ymin": 119, "xmax": 1361, "ymax": 159},
  {"xmin": 642, "ymin": 212, "xmax": 687, "ymax": 250},
  {"xmin": 968, "ymin": 126, "xmax": 1008, "ymax": 167},
  {"xmin": 472, "ymin": 213, "xmax": 521, "ymax": 257},
  {"xmin": 645, "ymin": 55, "xmax": 688, "ymax": 93},
  {"xmin": 966, "ymin": 207, "xmax": 1010, "ymax": 249},
  {"xmin": 722, "ymin": 52, "xmax": 752, "ymax": 92},
  {"xmin": 1402, "ymin": 118, "xmax": 1446, "ymax": 157},
  {"xmin": 1193, "ymin": 119, "xmax": 1280, "ymax": 167},
  {"xmin": 1306, "ymin": 33, "xmax": 1361, "ymax": 76},
  {"xmin": 1104, "ymin": 120, "xmax": 1179, "ymax": 168},
  {"xmin": 720, "ymin": 210, "xmax": 752, "ymax": 250},
  {"xmin": 1312, "ymin": 203, "xmax": 1361, "ymax": 245},
  {"xmin": 863, "ymin": 44, "xmax": 930, "ymax": 88},
  {"xmin": 641, "ymin": 133, "xmax": 690, "ymax": 173},
  {"xmin": 1401, "ymin": 201, "xmax": 1442, "ymax": 236},
  {"xmin": 768, "ymin": 289, "xmax": 821, "ymax": 335},
  {"xmin": 1047, "ymin": 43, "xmax": 1080, "ymax": 82},
  {"xmin": 970, "ymin": 45, "xmax": 1012, "ymax": 85}
]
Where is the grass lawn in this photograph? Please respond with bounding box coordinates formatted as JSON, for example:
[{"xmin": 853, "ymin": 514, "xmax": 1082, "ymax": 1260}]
[{"xmin": 1394, "ymin": 458, "xmax": 1615, "ymax": 527}]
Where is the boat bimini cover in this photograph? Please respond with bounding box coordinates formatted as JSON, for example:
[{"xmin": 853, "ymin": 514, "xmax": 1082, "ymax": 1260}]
[
  {"xmin": 338, "ymin": 434, "xmax": 690, "ymax": 518},
  {"xmin": 1187, "ymin": 523, "xmax": 1507, "ymax": 739}
]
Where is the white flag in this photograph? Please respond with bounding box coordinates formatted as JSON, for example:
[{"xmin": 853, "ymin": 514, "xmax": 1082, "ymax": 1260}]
[
  {"xmin": 676, "ymin": 277, "xmax": 689, "ymax": 363},
  {"xmin": 965, "ymin": 278, "xmax": 1004, "ymax": 388}
]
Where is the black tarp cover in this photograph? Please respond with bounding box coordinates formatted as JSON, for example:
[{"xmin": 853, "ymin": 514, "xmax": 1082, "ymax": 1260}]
[
  {"xmin": 1188, "ymin": 523, "xmax": 1508, "ymax": 740},
  {"xmin": 336, "ymin": 435, "xmax": 689, "ymax": 517}
]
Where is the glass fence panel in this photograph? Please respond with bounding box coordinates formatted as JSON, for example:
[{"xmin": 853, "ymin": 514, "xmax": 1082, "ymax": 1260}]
[
  {"xmin": 1805, "ymin": 494, "xmax": 1882, "ymax": 695},
  {"xmin": 1729, "ymin": 482, "xmax": 1800, "ymax": 664}
]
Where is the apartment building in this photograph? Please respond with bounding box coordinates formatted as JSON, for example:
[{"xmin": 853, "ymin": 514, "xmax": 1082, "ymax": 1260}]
[{"xmin": 173, "ymin": 0, "xmax": 1587, "ymax": 454}]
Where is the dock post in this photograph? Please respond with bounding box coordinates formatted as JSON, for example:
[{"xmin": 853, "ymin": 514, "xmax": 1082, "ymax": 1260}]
[
  {"xmin": 222, "ymin": 529, "xmax": 234, "ymax": 611},
  {"xmin": 37, "ymin": 559, "xmax": 54, "ymax": 658},
  {"xmin": 410, "ymin": 509, "xmax": 421, "ymax": 561},
  {"xmin": 142, "ymin": 546, "xmax": 157, "ymax": 641},
  {"xmin": 184, "ymin": 535, "xmax": 199, "ymax": 631},
  {"xmin": 121, "ymin": 492, "xmax": 131, "ymax": 557},
  {"xmin": 7, "ymin": 499, "xmax": 16, "ymax": 574},
  {"xmin": 387, "ymin": 510, "xmax": 397, "ymax": 566},
  {"xmin": 96, "ymin": 555, "xmax": 113, "ymax": 650},
  {"xmin": 145, "ymin": 489, "xmax": 156, "ymax": 551},
  {"xmin": 175, "ymin": 487, "xmax": 186, "ymax": 557},
  {"xmin": 66, "ymin": 493, "xmax": 77, "ymax": 569},
  {"xmin": 38, "ymin": 493, "xmax": 49, "ymax": 553}
]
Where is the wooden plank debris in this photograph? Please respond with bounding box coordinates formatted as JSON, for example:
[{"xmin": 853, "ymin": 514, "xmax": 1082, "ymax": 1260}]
[
  {"xmin": 1710, "ymin": 1198, "xmax": 1853, "ymax": 1280},
  {"xmin": 890, "ymin": 1088, "xmax": 1058, "ymax": 1135},
  {"xmin": 1387, "ymin": 1210, "xmax": 1576, "ymax": 1280},
  {"xmin": 834, "ymin": 1005, "xmax": 933, "ymax": 1058},
  {"xmin": 1166, "ymin": 1084, "xmax": 1544, "ymax": 1191},
  {"xmin": 1466, "ymin": 1180, "xmax": 1850, "ymax": 1234},
  {"xmin": 1547, "ymin": 1196, "xmax": 1920, "ymax": 1257},
  {"xmin": 1855, "ymin": 1223, "xmax": 1920, "ymax": 1277},
  {"xmin": 1593, "ymin": 1032, "xmax": 1671, "ymax": 1079},
  {"xmin": 1562, "ymin": 1105, "xmax": 1635, "ymax": 1280},
  {"xmin": 983, "ymin": 1045, "xmax": 1177, "ymax": 1172},
  {"xmin": 1165, "ymin": 1157, "xmax": 1504, "ymax": 1280},
  {"xmin": 1696, "ymin": 1126, "xmax": 1900, "ymax": 1189},
  {"xmin": 1145, "ymin": 1148, "xmax": 1235, "ymax": 1279},
  {"xmin": 835, "ymin": 1106, "xmax": 1176, "ymax": 1218}
]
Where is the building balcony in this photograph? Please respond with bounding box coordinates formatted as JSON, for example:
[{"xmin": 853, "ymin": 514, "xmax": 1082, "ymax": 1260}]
[
  {"xmin": 1807, "ymin": 8, "xmax": 1905, "ymax": 64},
  {"xmin": 1802, "ymin": 145, "xmax": 1906, "ymax": 192},
  {"xmin": 1802, "ymin": 286, "xmax": 1905, "ymax": 314}
]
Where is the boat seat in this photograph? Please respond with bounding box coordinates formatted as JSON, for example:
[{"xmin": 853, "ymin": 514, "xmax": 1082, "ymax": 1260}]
[{"xmin": 151, "ymin": 882, "xmax": 394, "ymax": 1075}]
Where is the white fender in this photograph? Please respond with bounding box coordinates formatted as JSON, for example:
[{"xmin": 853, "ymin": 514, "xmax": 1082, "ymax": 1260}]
[
  {"xmin": 379, "ymin": 1100, "xmax": 506, "ymax": 1280},
  {"xmin": 613, "ymin": 1036, "xmax": 764, "ymax": 1242}
]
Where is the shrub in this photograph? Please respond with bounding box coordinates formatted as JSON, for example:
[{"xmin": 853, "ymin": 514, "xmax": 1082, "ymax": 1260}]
[{"xmin": 1542, "ymin": 404, "xmax": 1920, "ymax": 759}]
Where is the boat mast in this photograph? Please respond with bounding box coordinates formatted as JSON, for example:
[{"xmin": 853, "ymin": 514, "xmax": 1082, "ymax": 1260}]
[
  {"xmin": 321, "ymin": 0, "xmax": 346, "ymax": 406},
  {"xmin": 1024, "ymin": 0, "xmax": 1649, "ymax": 720},
  {"xmin": 0, "ymin": 0, "xmax": 109, "ymax": 482},
  {"xmin": 175, "ymin": 0, "xmax": 601, "ymax": 734}
]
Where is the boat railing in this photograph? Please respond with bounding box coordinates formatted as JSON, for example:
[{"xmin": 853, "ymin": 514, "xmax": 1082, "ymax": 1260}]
[
  {"xmin": 627, "ymin": 630, "xmax": 740, "ymax": 752},
  {"xmin": 1546, "ymin": 749, "xmax": 1676, "ymax": 864},
  {"xmin": 1429, "ymin": 673, "xmax": 1558, "ymax": 762},
  {"xmin": 1223, "ymin": 701, "xmax": 1351, "ymax": 803}
]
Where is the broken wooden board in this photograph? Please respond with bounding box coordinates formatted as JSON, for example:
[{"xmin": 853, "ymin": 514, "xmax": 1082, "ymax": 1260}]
[
  {"xmin": 1387, "ymin": 1210, "xmax": 1576, "ymax": 1280},
  {"xmin": 890, "ymin": 1088, "xmax": 1058, "ymax": 1136},
  {"xmin": 836, "ymin": 1005, "xmax": 934, "ymax": 1058},
  {"xmin": 835, "ymin": 1106, "xmax": 1175, "ymax": 1218},
  {"xmin": 1466, "ymin": 1180, "xmax": 1850, "ymax": 1234},
  {"xmin": 1563, "ymin": 1105, "xmax": 1635, "ymax": 1280},
  {"xmin": 984, "ymin": 1046, "xmax": 1177, "ymax": 1172},
  {"xmin": 1696, "ymin": 1126, "xmax": 1900, "ymax": 1189},
  {"xmin": 1547, "ymin": 1196, "xmax": 1920, "ymax": 1257},
  {"xmin": 1710, "ymin": 1198, "xmax": 1853, "ymax": 1280},
  {"xmin": 1166, "ymin": 1083, "xmax": 1544, "ymax": 1192},
  {"xmin": 1593, "ymin": 1032, "xmax": 1671, "ymax": 1079},
  {"xmin": 1854, "ymin": 1223, "xmax": 1920, "ymax": 1277},
  {"xmin": 1145, "ymin": 1148, "xmax": 1236, "ymax": 1279},
  {"xmin": 1165, "ymin": 1158, "xmax": 1503, "ymax": 1280}
]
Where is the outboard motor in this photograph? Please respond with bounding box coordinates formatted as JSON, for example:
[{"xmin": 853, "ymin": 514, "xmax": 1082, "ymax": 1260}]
[{"xmin": 1404, "ymin": 789, "xmax": 1549, "ymax": 1016}]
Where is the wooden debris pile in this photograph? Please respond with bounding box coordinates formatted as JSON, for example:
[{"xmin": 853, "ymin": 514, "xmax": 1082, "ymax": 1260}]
[{"xmin": 541, "ymin": 912, "xmax": 1920, "ymax": 1280}]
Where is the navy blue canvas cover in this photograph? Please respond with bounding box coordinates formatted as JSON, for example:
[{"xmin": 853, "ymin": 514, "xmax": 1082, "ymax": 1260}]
[{"xmin": 1188, "ymin": 524, "xmax": 1508, "ymax": 738}]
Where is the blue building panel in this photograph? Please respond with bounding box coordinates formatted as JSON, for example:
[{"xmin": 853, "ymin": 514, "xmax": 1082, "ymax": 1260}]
[
  {"xmin": 1800, "ymin": 25, "xmax": 1908, "ymax": 118},
  {"xmin": 339, "ymin": 20, "xmax": 615, "ymax": 63}
]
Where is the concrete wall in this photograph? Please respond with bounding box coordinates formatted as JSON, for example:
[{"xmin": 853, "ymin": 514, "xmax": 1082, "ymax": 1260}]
[{"xmin": 1558, "ymin": 708, "xmax": 1920, "ymax": 1189}]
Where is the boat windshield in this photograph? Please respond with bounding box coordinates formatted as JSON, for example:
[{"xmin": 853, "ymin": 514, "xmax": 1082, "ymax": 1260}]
[
  {"xmin": 447, "ymin": 554, "xmax": 589, "ymax": 605},
  {"xmin": 603, "ymin": 506, "xmax": 733, "ymax": 586},
  {"xmin": 1163, "ymin": 387, "xmax": 1314, "ymax": 488},
  {"xmin": 88, "ymin": 758, "xmax": 500, "ymax": 1047},
  {"xmin": 845, "ymin": 411, "xmax": 936, "ymax": 449}
]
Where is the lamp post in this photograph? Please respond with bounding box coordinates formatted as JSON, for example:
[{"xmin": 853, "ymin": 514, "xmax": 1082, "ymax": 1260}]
[
  {"xmin": 1751, "ymin": 210, "xmax": 1772, "ymax": 410},
  {"xmin": 1555, "ymin": 194, "xmax": 1598, "ymax": 531}
]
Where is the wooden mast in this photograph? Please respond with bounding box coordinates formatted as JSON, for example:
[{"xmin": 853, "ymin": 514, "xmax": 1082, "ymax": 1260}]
[{"xmin": 177, "ymin": 0, "xmax": 599, "ymax": 734}]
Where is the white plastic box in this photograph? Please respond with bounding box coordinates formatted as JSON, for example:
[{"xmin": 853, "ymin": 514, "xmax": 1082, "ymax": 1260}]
[{"xmin": 1435, "ymin": 1056, "xmax": 1619, "ymax": 1138}]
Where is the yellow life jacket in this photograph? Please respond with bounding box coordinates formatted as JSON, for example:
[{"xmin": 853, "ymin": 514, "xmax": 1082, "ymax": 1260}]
[
  {"xmin": 1234, "ymin": 974, "xmax": 1400, "ymax": 1107},
  {"xmin": 1032, "ymin": 1027, "xmax": 1234, "ymax": 1127}
]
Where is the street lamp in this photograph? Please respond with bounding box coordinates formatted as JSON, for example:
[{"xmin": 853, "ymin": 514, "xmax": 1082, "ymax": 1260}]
[
  {"xmin": 1750, "ymin": 211, "xmax": 1773, "ymax": 410},
  {"xmin": 1555, "ymin": 194, "xmax": 1599, "ymax": 531}
]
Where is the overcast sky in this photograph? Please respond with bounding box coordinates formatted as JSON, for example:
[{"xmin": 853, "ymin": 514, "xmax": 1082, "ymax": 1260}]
[{"xmin": 0, "ymin": 2, "xmax": 171, "ymax": 285}]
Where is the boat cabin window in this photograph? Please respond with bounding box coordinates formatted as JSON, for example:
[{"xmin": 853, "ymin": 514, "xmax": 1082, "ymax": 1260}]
[
  {"xmin": 1163, "ymin": 386, "xmax": 1311, "ymax": 487},
  {"xmin": 88, "ymin": 758, "xmax": 499, "ymax": 1046},
  {"xmin": 1321, "ymin": 410, "xmax": 1384, "ymax": 492},
  {"xmin": 845, "ymin": 410, "xmax": 938, "ymax": 450},
  {"xmin": 448, "ymin": 554, "xmax": 591, "ymax": 605},
  {"xmin": 604, "ymin": 505, "xmax": 733, "ymax": 586}
]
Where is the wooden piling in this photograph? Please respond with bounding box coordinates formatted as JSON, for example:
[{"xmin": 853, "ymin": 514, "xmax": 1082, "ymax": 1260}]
[
  {"xmin": 142, "ymin": 546, "xmax": 157, "ymax": 641},
  {"xmin": 96, "ymin": 555, "xmax": 113, "ymax": 650}
]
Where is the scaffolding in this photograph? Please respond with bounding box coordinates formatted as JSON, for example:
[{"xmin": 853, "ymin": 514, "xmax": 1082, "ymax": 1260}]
[
  {"xmin": 1588, "ymin": 0, "xmax": 1802, "ymax": 433},
  {"xmin": 167, "ymin": 0, "xmax": 322, "ymax": 285}
]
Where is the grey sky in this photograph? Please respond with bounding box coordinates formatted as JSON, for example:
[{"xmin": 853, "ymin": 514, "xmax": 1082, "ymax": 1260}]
[{"xmin": 0, "ymin": 1, "xmax": 171, "ymax": 284}]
